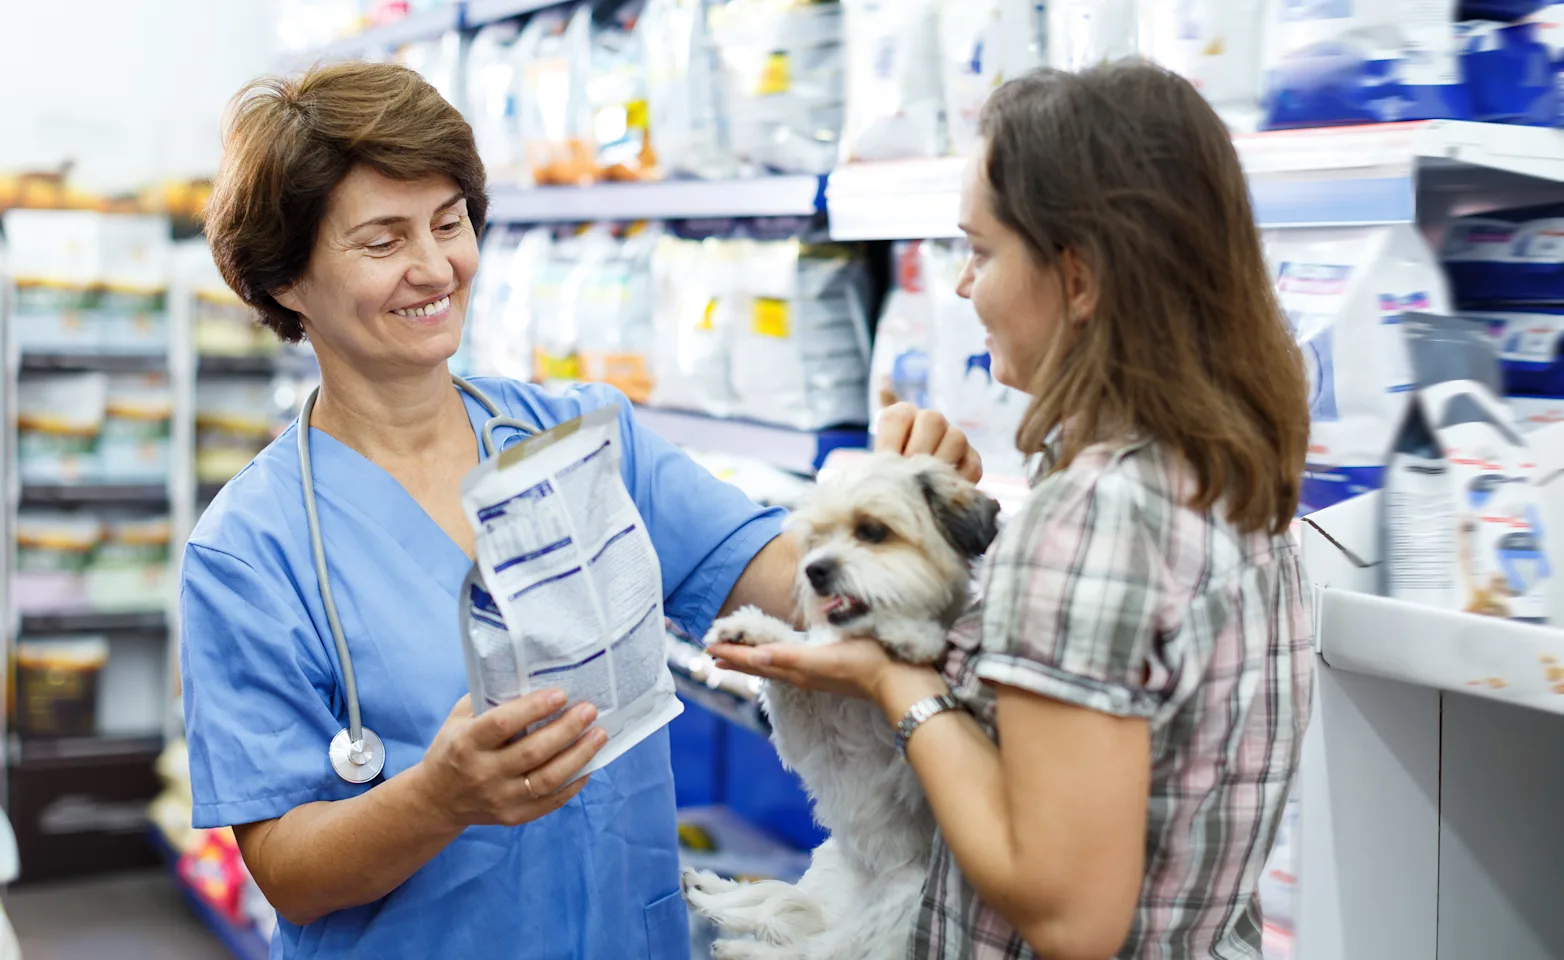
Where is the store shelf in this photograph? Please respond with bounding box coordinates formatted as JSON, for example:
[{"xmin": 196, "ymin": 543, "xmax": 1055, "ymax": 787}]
[
  {"xmin": 197, "ymin": 354, "xmax": 279, "ymax": 377},
  {"xmin": 463, "ymin": 0, "xmax": 563, "ymax": 25},
  {"xmin": 827, "ymin": 121, "xmax": 1564, "ymax": 239},
  {"xmin": 633, "ymin": 405, "xmax": 866, "ymax": 475},
  {"xmin": 151, "ymin": 830, "xmax": 272, "ymax": 960},
  {"xmin": 291, "ymin": 4, "xmax": 462, "ymax": 65},
  {"xmin": 19, "ymin": 483, "xmax": 169, "ymax": 506},
  {"xmin": 487, "ymin": 175, "xmax": 826, "ymax": 224},
  {"xmin": 20, "ymin": 610, "xmax": 167, "ymax": 636},
  {"xmin": 8, "ymin": 732, "xmax": 164, "ymax": 767},
  {"xmin": 1319, "ymin": 588, "xmax": 1564, "ymax": 716},
  {"xmin": 826, "ymin": 158, "xmax": 965, "ymax": 242},
  {"xmin": 19, "ymin": 352, "xmax": 166, "ymax": 373},
  {"xmin": 199, "ymin": 481, "xmax": 227, "ymax": 502}
]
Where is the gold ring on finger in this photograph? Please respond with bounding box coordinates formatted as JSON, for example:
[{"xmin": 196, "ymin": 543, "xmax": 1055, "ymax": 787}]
[{"xmin": 524, "ymin": 775, "xmax": 538, "ymax": 800}]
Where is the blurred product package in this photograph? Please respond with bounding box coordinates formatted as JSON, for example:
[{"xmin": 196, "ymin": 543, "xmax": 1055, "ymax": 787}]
[
  {"xmin": 938, "ymin": 0, "xmax": 1047, "ymax": 156},
  {"xmin": 1048, "ymin": 0, "xmax": 1139, "ymax": 72},
  {"xmin": 727, "ymin": 217, "xmax": 871, "ymax": 430},
  {"xmin": 1442, "ymin": 202, "xmax": 1564, "ymax": 303},
  {"xmin": 868, "ymin": 240, "xmax": 932, "ymax": 427},
  {"xmin": 1467, "ymin": 308, "xmax": 1564, "ymax": 396},
  {"xmin": 840, "ymin": 0, "xmax": 947, "ymax": 162},
  {"xmin": 1138, "ymin": 0, "xmax": 1266, "ymax": 131},
  {"xmin": 468, "ymin": 20, "xmax": 527, "ymax": 186},
  {"xmin": 712, "ymin": 0, "xmax": 846, "ymax": 175},
  {"xmin": 195, "ymin": 379, "xmax": 285, "ymax": 486},
  {"xmin": 1264, "ymin": 224, "xmax": 1451, "ymax": 513},
  {"xmin": 98, "ymin": 373, "xmax": 173, "ymax": 485},
  {"xmin": 86, "ymin": 515, "xmax": 173, "ymax": 612},
  {"xmin": 644, "ymin": 0, "xmax": 737, "ymax": 180},
  {"xmin": 396, "ymin": 30, "xmax": 464, "ymax": 108},
  {"xmin": 15, "ymin": 637, "xmax": 109, "ymax": 738},
  {"xmin": 921, "ymin": 239, "xmax": 1029, "ymax": 480},
  {"xmin": 17, "ymin": 373, "xmax": 109, "ymax": 485},
  {"xmin": 650, "ymin": 219, "xmax": 744, "ymax": 418},
  {"xmin": 3, "ymin": 210, "xmax": 170, "ymax": 356},
  {"xmin": 576, "ymin": 221, "xmax": 660, "ymax": 401},
  {"xmin": 14, "ymin": 512, "xmax": 103, "ymax": 615},
  {"xmin": 1384, "ymin": 312, "xmax": 1551, "ymax": 622},
  {"xmin": 518, "ymin": 5, "xmax": 596, "ymax": 186},
  {"xmin": 590, "ymin": 0, "xmax": 659, "ymax": 181},
  {"xmin": 1261, "ymin": 0, "xmax": 1471, "ymax": 129}
]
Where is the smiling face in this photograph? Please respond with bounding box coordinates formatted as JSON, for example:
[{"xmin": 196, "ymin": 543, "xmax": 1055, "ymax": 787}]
[
  {"xmin": 955, "ymin": 143, "xmax": 1068, "ymax": 393},
  {"xmin": 273, "ymin": 165, "xmax": 479, "ymax": 376}
]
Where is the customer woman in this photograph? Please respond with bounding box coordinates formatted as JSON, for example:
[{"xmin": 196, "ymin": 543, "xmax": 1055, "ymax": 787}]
[
  {"xmin": 183, "ymin": 61, "xmax": 976, "ymax": 960},
  {"xmin": 711, "ymin": 62, "xmax": 1315, "ymax": 960}
]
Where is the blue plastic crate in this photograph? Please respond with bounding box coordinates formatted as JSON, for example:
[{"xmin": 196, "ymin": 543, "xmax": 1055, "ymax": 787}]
[{"xmin": 668, "ymin": 700, "xmax": 723, "ymax": 809}]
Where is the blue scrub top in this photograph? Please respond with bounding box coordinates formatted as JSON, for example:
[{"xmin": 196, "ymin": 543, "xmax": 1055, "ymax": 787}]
[{"xmin": 179, "ymin": 378, "xmax": 785, "ymax": 960}]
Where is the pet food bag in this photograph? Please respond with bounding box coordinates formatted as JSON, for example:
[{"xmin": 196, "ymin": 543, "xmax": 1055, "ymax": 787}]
[
  {"xmin": 727, "ymin": 220, "xmax": 872, "ymax": 430},
  {"xmin": 650, "ymin": 220, "xmax": 743, "ymax": 417},
  {"xmin": 589, "ymin": 0, "xmax": 658, "ymax": 181},
  {"xmin": 869, "ymin": 240, "xmax": 933, "ymax": 427},
  {"xmin": 1265, "ymin": 225, "xmax": 1452, "ymax": 512},
  {"xmin": 1442, "ymin": 203, "xmax": 1564, "ymax": 304},
  {"xmin": 1261, "ymin": 0, "xmax": 1471, "ymax": 129},
  {"xmin": 922, "ymin": 239, "xmax": 1030, "ymax": 481},
  {"xmin": 1508, "ymin": 394, "xmax": 1564, "ymax": 430},
  {"xmin": 18, "ymin": 373, "xmax": 109, "ymax": 485},
  {"xmin": 840, "ymin": 0, "xmax": 947, "ymax": 162},
  {"xmin": 713, "ymin": 0, "xmax": 846, "ymax": 175},
  {"xmin": 576, "ymin": 222, "xmax": 660, "ymax": 403},
  {"xmin": 459, "ymin": 404, "xmax": 682, "ymax": 780},
  {"xmin": 643, "ymin": 0, "xmax": 737, "ymax": 180},
  {"xmin": 1385, "ymin": 312, "xmax": 1552, "ymax": 622},
  {"xmin": 937, "ymin": 0, "xmax": 1047, "ymax": 156},
  {"xmin": 467, "ymin": 21, "xmax": 526, "ymax": 185},
  {"xmin": 517, "ymin": 5, "xmax": 595, "ymax": 186},
  {"xmin": 1139, "ymin": 0, "xmax": 1267, "ymax": 130}
]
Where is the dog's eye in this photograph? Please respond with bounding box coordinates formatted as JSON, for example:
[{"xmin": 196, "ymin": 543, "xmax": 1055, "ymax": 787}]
[{"xmin": 854, "ymin": 520, "xmax": 889, "ymax": 544}]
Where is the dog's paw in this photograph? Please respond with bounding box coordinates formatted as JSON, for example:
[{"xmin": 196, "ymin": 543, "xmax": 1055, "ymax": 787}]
[
  {"xmin": 705, "ymin": 606, "xmax": 795, "ymax": 648},
  {"xmin": 682, "ymin": 867, "xmax": 737, "ymax": 905}
]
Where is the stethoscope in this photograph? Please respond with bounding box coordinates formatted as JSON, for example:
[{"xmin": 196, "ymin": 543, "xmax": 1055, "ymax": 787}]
[{"xmin": 298, "ymin": 375, "xmax": 539, "ymax": 783}]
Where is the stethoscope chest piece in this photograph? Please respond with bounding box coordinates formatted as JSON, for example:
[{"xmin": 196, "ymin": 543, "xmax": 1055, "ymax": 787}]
[{"xmin": 330, "ymin": 727, "xmax": 386, "ymax": 783}]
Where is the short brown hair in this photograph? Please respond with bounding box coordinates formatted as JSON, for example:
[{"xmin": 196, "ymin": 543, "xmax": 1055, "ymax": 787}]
[
  {"xmin": 980, "ymin": 63, "xmax": 1309, "ymax": 535},
  {"xmin": 204, "ymin": 62, "xmax": 489, "ymax": 342}
]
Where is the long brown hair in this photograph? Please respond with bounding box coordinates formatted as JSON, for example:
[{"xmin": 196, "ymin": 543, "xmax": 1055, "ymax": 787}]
[
  {"xmin": 204, "ymin": 61, "xmax": 489, "ymax": 343},
  {"xmin": 980, "ymin": 62, "xmax": 1308, "ymax": 535}
]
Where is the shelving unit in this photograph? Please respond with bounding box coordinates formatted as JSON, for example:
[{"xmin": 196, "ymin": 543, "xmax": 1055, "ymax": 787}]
[
  {"xmin": 633, "ymin": 406, "xmax": 867, "ymax": 476},
  {"xmin": 488, "ymin": 175, "xmax": 826, "ymax": 224},
  {"xmin": 284, "ymin": 4, "xmax": 463, "ymax": 67}
]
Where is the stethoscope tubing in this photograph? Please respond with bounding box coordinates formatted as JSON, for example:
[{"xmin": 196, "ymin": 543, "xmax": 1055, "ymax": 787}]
[{"xmin": 299, "ymin": 375, "xmax": 533, "ymax": 782}]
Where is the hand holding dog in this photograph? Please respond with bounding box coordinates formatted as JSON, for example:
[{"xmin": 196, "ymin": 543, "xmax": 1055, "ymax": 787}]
[{"xmin": 709, "ymin": 639, "xmax": 950, "ymax": 716}]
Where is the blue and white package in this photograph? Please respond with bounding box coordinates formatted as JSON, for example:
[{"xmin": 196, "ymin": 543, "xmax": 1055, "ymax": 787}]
[
  {"xmin": 1262, "ymin": 0, "xmax": 1472, "ymax": 129},
  {"xmin": 1442, "ymin": 204, "xmax": 1564, "ymax": 304},
  {"xmin": 1265, "ymin": 225, "xmax": 1453, "ymax": 513},
  {"xmin": 1467, "ymin": 307, "xmax": 1564, "ymax": 393},
  {"xmin": 1458, "ymin": 19, "xmax": 1558, "ymax": 123}
]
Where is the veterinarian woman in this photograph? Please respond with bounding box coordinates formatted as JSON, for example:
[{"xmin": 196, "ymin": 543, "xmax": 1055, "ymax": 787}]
[
  {"xmin": 712, "ymin": 62, "xmax": 1314, "ymax": 960},
  {"xmin": 182, "ymin": 61, "xmax": 977, "ymax": 960}
]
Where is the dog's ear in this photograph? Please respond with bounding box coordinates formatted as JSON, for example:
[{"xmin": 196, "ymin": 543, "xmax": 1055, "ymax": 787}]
[{"xmin": 917, "ymin": 466, "xmax": 1001, "ymax": 558}]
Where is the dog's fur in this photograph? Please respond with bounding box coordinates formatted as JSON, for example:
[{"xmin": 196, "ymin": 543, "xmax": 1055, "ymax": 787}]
[{"xmin": 684, "ymin": 453, "xmax": 1001, "ymax": 960}]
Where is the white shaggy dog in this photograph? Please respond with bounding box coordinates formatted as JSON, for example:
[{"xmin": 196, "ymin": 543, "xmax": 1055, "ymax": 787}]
[{"xmin": 684, "ymin": 453, "xmax": 1000, "ymax": 960}]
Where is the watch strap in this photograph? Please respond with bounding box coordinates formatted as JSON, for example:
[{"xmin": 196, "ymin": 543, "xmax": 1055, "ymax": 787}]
[{"xmin": 895, "ymin": 693, "xmax": 964, "ymax": 759}]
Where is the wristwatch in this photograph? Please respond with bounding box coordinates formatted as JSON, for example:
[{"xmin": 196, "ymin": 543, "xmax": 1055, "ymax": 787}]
[{"xmin": 895, "ymin": 694, "xmax": 965, "ymax": 759}]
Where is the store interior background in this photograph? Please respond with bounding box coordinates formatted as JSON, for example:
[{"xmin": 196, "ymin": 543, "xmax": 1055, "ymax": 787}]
[{"xmin": 1, "ymin": 1, "xmax": 1563, "ymax": 959}]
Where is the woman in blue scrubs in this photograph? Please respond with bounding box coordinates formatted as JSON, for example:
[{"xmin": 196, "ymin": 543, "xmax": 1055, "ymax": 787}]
[{"xmin": 184, "ymin": 62, "xmax": 977, "ymax": 960}]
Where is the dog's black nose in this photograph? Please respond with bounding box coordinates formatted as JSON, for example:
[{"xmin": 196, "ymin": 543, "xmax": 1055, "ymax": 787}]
[{"xmin": 805, "ymin": 558, "xmax": 839, "ymax": 593}]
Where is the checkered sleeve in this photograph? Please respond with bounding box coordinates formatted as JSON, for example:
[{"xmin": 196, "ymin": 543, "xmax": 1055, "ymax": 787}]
[{"xmin": 972, "ymin": 467, "xmax": 1163, "ymax": 719}]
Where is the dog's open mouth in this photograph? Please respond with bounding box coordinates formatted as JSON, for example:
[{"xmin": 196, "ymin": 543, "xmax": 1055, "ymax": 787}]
[{"xmin": 820, "ymin": 593, "xmax": 869, "ymax": 625}]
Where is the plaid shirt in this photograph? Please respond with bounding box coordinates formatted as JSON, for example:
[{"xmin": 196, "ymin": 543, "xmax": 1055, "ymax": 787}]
[{"xmin": 909, "ymin": 436, "xmax": 1314, "ymax": 960}]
